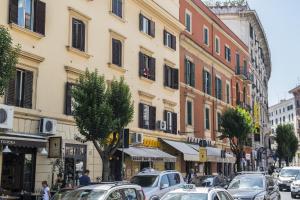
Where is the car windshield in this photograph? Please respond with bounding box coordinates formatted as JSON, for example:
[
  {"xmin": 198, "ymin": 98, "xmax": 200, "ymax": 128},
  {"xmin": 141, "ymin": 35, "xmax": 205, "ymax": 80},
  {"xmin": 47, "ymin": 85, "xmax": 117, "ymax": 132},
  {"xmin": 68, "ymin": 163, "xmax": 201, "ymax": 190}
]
[
  {"xmin": 53, "ymin": 189, "xmax": 106, "ymax": 200},
  {"xmin": 161, "ymin": 193, "xmax": 208, "ymax": 200},
  {"xmin": 280, "ymin": 169, "xmax": 299, "ymax": 177},
  {"xmin": 228, "ymin": 176, "xmax": 264, "ymax": 190},
  {"xmin": 51, "ymin": 190, "xmax": 73, "ymax": 200},
  {"xmin": 131, "ymin": 175, "xmax": 158, "ymax": 187},
  {"xmin": 201, "ymin": 177, "xmax": 214, "ymax": 187}
]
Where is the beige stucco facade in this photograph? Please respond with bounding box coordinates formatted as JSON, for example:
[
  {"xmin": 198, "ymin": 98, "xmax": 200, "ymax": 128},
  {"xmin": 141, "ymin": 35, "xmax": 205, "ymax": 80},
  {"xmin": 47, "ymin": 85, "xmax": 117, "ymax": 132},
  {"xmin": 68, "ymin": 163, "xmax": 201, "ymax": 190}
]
[{"xmin": 0, "ymin": 0, "xmax": 184, "ymax": 190}]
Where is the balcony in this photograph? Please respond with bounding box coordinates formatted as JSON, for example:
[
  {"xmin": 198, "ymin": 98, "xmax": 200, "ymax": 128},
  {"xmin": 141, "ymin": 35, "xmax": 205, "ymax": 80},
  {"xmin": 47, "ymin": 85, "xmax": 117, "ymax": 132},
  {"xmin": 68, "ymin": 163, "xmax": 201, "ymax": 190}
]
[
  {"xmin": 244, "ymin": 73, "xmax": 254, "ymax": 84},
  {"xmin": 235, "ymin": 66, "xmax": 247, "ymax": 80}
]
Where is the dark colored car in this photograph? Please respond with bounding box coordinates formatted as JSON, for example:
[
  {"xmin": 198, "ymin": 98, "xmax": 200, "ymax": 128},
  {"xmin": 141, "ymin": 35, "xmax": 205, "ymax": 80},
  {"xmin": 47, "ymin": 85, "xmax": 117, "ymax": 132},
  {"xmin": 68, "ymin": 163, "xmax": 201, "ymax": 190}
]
[
  {"xmin": 227, "ymin": 173, "xmax": 280, "ymax": 200},
  {"xmin": 194, "ymin": 175, "xmax": 228, "ymax": 188}
]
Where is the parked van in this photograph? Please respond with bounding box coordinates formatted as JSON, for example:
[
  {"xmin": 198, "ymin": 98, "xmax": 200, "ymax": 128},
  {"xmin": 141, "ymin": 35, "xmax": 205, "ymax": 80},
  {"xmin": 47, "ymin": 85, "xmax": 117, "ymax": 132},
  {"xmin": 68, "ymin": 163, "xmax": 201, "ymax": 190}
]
[{"xmin": 277, "ymin": 166, "xmax": 300, "ymax": 191}]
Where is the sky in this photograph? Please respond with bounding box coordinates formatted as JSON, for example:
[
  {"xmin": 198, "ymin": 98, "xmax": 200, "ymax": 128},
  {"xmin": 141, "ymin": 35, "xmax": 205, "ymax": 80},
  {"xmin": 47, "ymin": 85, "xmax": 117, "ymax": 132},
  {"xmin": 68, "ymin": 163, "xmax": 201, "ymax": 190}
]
[{"xmin": 247, "ymin": 0, "xmax": 300, "ymax": 106}]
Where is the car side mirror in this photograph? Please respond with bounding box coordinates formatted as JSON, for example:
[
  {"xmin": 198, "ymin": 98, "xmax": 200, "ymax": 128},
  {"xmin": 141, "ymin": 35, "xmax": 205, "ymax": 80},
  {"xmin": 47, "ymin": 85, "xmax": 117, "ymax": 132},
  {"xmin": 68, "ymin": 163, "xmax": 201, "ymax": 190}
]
[{"xmin": 160, "ymin": 183, "xmax": 169, "ymax": 189}]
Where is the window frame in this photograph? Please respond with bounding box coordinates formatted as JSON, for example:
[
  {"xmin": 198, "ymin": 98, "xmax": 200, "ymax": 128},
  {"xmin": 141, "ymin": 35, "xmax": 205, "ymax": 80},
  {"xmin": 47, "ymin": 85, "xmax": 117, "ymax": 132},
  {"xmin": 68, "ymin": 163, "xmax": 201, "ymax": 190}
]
[
  {"xmin": 111, "ymin": 0, "xmax": 123, "ymax": 19},
  {"xmin": 17, "ymin": 0, "xmax": 34, "ymax": 30},
  {"xmin": 205, "ymin": 106, "xmax": 210, "ymax": 130},
  {"xmin": 226, "ymin": 81, "xmax": 231, "ymax": 104},
  {"xmin": 225, "ymin": 45, "xmax": 231, "ymax": 62},
  {"xmin": 215, "ymin": 35, "xmax": 220, "ymax": 55},
  {"xmin": 186, "ymin": 100, "xmax": 193, "ymax": 126},
  {"xmin": 185, "ymin": 9, "xmax": 192, "ymax": 33},
  {"xmin": 203, "ymin": 26, "xmax": 209, "ymax": 46}
]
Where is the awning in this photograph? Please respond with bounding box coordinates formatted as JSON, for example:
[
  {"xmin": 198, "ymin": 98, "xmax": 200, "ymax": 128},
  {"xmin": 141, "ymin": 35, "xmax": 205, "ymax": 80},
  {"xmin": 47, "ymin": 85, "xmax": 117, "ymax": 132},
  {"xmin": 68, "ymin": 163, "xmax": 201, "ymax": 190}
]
[
  {"xmin": 161, "ymin": 139, "xmax": 199, "ymax": 161},
  {"xmin": 0, "ymin": 133, "xmax": 47, "ymax": 148},
  {"xmin": 121, "ymin": 147, "xmax": 176, "ymax": 162}
]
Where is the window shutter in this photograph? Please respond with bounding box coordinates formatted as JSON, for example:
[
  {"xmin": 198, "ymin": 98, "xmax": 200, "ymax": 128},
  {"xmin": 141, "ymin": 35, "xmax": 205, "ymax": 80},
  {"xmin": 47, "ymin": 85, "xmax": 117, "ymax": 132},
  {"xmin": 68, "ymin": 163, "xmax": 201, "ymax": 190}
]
[
  {"xmin": 203, "ymin": 70, "xmax": 206, "ymax": 93},
  {"xmin": 149, "ymin": 106, "xmax": 156, "ymax": 130},
  {"xmin": 118, "ymin": 0, "xmax": 123, "ymax": 17},
  {"xmin": 208, "ymin": 73, "xmax": 211, "ymax": 95},
  {"xmin": 72, "ymin": 19, "xmax": 77, "ymax": 49},
  {"xmin": 65, "ymin": 82, "xmax": 74, "ymax": 115},
  {"xmin": 163, "ymin": 30, "xmax": 167, "ymax": 46},
  {"xmin": 34, "ymin": 0, "xmax": 46, "ymax": 35},
  {"xmin": 215, "ymin": 77, "xmax": 218, "ymax": 98},
  {"xmin": 150, "ymin": 20, "xmax": 155, "ymax": 37},
  {"xmin": 9, "ymin": 0, "xmax": 18, "ymax": 24},
  {"xmin": 185, "ymin": 59, "xmax": 188, "ymax": 84},
  {"xmin": 172, "ymin": 68, "xmax": 179, "ymax": 89},
  {"xmin": 80, "ymin": 22, "xmax": 85, "ymax": 51},
  {"xmin": 171, "ymin": 35, "xmax": 176, "ymax": 50},
  {"xmin": 164, "ymin": 65, "xmax": 168, "ymax": 86},
  {"xmin": 5, "ymin": 77, "xmax": 16, "ymax": 106},
  {"xmin": 139, "ymin": 52, "xmax": 144, "ymax": 76},
  {"xmin": 172, "ymin": 112, "xmax": 177, "ymax": 134},
  {"xmin": 139, "ymin": 14, "xmax": 143, "ymax": 31},
  {"xmin": 219, "ymin": 79, "xmax": 222, "ymax": 100},
  {"xmin": 191, "ymin": 62, "xmax": 195, "ymax": 87},
  {"xmin": 23, "ymin": 70, "xmax": 33, "ymax": 109},
  {"xmin": 139, "ymin": 103, "xmax": 144, "ymax": 128},
  {"xmin": 149, "ymin": 57, "xmax": 156, "ymax": 81}
]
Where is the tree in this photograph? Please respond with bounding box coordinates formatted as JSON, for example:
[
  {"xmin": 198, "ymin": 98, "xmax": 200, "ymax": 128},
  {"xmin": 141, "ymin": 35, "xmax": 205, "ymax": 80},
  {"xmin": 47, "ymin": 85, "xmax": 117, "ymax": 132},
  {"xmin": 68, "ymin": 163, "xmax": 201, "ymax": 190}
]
[
  {"xmin": 0, "ymin": 26, "xmax": 20, "ymax": 96},
  {"xmin": 275, "ymin": 124, "xmax": 298, "ymax": 167},
  {"xmin": 72, "ymin": 70, "xmax": 134, "ymax": 181},
  {"xmin": 220, "ymin": 107, "xmax": 254, "ymax": 172}
]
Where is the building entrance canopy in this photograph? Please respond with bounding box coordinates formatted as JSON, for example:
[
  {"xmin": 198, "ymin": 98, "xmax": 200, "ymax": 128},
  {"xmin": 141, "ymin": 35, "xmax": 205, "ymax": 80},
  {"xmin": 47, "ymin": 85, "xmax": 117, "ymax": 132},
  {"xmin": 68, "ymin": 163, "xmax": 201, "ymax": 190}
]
[{"xmin": 121, "ymin": 146, "xmax": 176, "ymax": 162}]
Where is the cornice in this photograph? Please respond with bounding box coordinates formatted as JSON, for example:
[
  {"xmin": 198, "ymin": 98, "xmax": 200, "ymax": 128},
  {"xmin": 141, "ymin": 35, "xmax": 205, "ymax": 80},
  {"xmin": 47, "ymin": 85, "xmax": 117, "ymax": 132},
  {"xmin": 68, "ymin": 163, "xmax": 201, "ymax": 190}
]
[{"xmin": 19, "ymin": 50, "xmax": 45, "ymax": 63}]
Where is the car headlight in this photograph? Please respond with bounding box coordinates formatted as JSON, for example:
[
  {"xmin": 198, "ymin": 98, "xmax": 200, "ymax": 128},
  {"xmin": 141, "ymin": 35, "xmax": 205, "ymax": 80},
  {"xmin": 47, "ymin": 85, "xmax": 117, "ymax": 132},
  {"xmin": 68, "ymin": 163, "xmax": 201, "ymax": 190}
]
[{"xmin": 254, "ymin": 194, "xmax": 265, "ymax": 200}]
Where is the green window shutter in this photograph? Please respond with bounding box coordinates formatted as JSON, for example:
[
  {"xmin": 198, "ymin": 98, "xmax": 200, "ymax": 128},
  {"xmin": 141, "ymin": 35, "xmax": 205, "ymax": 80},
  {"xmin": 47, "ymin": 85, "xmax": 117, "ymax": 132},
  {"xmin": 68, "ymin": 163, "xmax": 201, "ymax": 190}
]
[
  {"xmin": 205, "ymin": 108, "xmax": 210, "ymax": 129},
  {"xmin": 203, "ymin": 69, "xmax": 206, "ymax": 93},
  {"xmin": 219, "ymin": 79, "xmax": 222, "ymax": 100},
  {"xmin": 208, "ymin": 73, "xmax": 211, "ymax": 95},
  {"xmin": 191, "ymin": 62, "xmax": 195, "ymax": 87},
  {"xmin": 185, "ymin": 59, "xmax": 189, "ymax": 84},
  {"xmin": 215, "ymin": 77, "xmax": 218, "ymax": 98}
]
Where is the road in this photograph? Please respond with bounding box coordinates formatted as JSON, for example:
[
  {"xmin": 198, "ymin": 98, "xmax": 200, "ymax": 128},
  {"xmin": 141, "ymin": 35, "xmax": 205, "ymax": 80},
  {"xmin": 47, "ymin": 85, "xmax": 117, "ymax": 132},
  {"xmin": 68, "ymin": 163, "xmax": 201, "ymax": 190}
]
[{"xmin": 281, "ymin": 191, "xmax": 294, "ymax": 200}]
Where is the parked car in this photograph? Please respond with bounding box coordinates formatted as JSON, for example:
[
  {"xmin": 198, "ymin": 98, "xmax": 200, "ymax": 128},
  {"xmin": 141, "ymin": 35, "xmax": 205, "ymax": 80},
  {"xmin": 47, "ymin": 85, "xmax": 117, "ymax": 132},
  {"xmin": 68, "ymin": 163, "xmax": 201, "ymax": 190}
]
[
  {"xmin": 194, "ymin": 175, "xmax": 228, "ymax": 188},
  {"xmin": 51, "ymin": 182, "xmax": 144, "ymax": 200},
  {"xmin": 51, "ymin": 188, "xmax": 74, "ymax": 200},
  {"xmin": 161, "ymin": 184, "xmax": 234, "ymax": 200},
  {"xmin": 277, "ymin": 166, "xmax": 300, "ymax": 191},
  {"xmin": 130, "ymin": 169, "xmax": 185, "ymax": 200},
  {"xmin": 227, "ymin": 173, "xmax": 280, "ymax": 200},
  {"xmin": 290, "ymin": 173, "xmax": 300, "ymax": 198}
]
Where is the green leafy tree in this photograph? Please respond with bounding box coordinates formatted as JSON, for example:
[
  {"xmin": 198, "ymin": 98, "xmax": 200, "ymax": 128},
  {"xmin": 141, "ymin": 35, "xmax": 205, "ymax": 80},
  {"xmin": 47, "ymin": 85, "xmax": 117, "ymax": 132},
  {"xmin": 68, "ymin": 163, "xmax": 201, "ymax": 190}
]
[
  {"xmin": 72, "ymin": 70, "xmax": 134, "ymax": 181},
  {"xmin": 220, "ymin": 107, "xmax": 254, "ymax": 172},
  {"xmin": 275, "ymin": 124, "xmax": 298, "ymax": 167},
  {"xmin": 0, "ymin": 26, "xmax": 20, "ymax": 96}
]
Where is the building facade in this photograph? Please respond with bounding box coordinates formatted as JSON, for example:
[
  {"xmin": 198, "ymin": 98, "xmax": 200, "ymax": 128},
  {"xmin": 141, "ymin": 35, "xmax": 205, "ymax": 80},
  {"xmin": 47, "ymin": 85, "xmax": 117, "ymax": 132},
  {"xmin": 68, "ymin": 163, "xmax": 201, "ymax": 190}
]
[
  {"xmin": 208, "ymin": 2, "xmax": 272, "ymax": 169},
  {"xmin": 0, "ymin": 0, "xmax": 184, "ymax": 193},
  {"xmin": 177, "ymin": 0, "xmax": 251, "ymax": 175},
  {"xmin": 269, "ymin": 98, "xmax": 298, "ymax": 165}
]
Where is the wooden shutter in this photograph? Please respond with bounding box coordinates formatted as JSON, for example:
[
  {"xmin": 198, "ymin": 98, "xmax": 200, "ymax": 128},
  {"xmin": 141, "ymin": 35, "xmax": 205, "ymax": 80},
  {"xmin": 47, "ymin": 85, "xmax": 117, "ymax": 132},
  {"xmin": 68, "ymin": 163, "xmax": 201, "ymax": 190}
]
[
  {"xmin": 203, "ymin": 70, "xmax": 206, "ymax": 93},
  {"xmin": 215, "ymin": 77, "xmax": 218, "ymax": 98},
  {"xmin": 34, "ymin": 0, "xmax": 46, "ymax": 35},
  {"xmin": 208, "ymin": 72, "xmax": 211, "ymax": 95},
  {"xmin": 139, "ymin": 52, "xmax": 144, "ymax": 76},
  {"xmin": 172, "ymin": 113, "xmax": 177, "ymax": 134},
  {"xmin": 23, "ymin": 70, "xmax": 33, "ymax": 109},
  {"xmin": 149, "ymin": 57, "xmax": 156, "ymax": 81},
  {"xmin": 150, "ymin": 20, "xmax": 155, "ymax": 37},
  {"xmin": 172, "ymin": 68, "xmax": 179, "ymax": 89},
  {"xmin": 80, "ymin": 22, "xmax": 85, "ymax": 51},
  {"xmin": 190, "ymin": 62, "xmax": 195, "ymax": 87},
  {"xmin": 149, "ymin": 106, "xmax": 156, "ymax": 130},
  {"xmin": 139, "ymin": 103, "xmax": 144, "ymax": 128},
  {"xmin": 163, "ymin": 30, "xmax": 167, "ymax": 46},
  {"xmin": 185, "ymin": 59, "xmax": 188, "ymax": 84},
  {"xmin": 164, "ymin": 65, "xmax": 168, "ymax": 86},
  {"xmin": 139, "ymin": 13, "xmax": 143, "ymax": 31},
  {"xmin": 9, "ymin": 0, "xmax": 18, "ymax": 24},
  {"xmin": 5, "ymin": 77, "xmax": 16, "ymax": 106},
  {"xmin": 72, "ymin": 19, "xmax": 77, "ymax": 49},
  {"xmin": 171, "ymin": 35, "xmax": 176, "ymax": 50},
  {"xmin": 65, "ymin": 82, "xmax": 73, "ymax": 115},
  {"xmin": 163, "ymin": 110, "xmax": 168, "ymax": 132}
]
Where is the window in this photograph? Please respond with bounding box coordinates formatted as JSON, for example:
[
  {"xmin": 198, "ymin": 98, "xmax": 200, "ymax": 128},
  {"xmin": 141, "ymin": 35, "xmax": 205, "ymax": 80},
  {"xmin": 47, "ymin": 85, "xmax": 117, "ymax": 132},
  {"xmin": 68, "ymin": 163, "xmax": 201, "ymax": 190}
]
[
  {"xmin": 123, "ymin": 188, "xmax": 137, "ymax": 200},
  {"xmin": 203, "ymin": 70, "xmax": 211, "ymax": 95},
  {"xmin": 9, "ymin": 0, "xmax": 46, "ymax": 35},
  {"xmin": 112, "ymin": 0, "xmax": 123, "ymax": 18},
  {"xmin": 254, "ymin": 133, "xmax": 260, "ymax": 142},
  {"xmin": 65, "ymin": 82, "xmax": 76, "ymax": 115},
  {"xmin": 187, "ymin": 101, "xmax": 193, "ymax": 126},
  {"xmin": 217, "ymin": 112, "xmax": 221, "ymax": 132},
  {"xmin": 280, "ymin": 117, "xmax": 282, "ymax": 124},
  {"xmin": 275, "ymin": 119, "xmax": 278, "ymax": 124},
  {"xmin": 203, "ymin": 27, "xmax": 209, "ymax": 45},
  {"xmin": 164, "ymin": 65, "xmax": 178, "ymax": 89},
  {"xmin": 235, "ymin": 53, "xmax": 240, "ymax": 73},
  {"xmin": 279, "ymin": 109, "xmax": 281, "ymax": 113},
  {"xmin": 287, "ymin": 105, "xmax": 293, "ymax": 110},
  {"xmin": 217, "ymin": 191, "xmax": 231, "ymax": 200},
  {"xmin": 164, "ymin": 110, "xmax": 177, "ymax": 134},
  {"xmin": 108, "ymin": 189, "xmax": 124, "ymax": 199},
  {"xmin": 271, "ymin": 120, "xmax": 273, "ymax": 125},
  {"xmin": 139, "ymin": 103, "xmax": 156, "ymax": 130},
  {"xmin": 112, "ymin": 38, "xmax": 122, "ymax": 67},
  {"xmin": 185, "ymin": 58, "xmax": 195, "ymax": 87},
  {"xmin": 236, "ymin": 83, "xmax": 240, "ymax": 105},
  {"xmin": 185, "ymin": 11, "xmax": 192, "ymax": 33},
  {"xmin": 250, "ymin": 24, "xmax": 254, "ymax": 39},
  {"xmin": 160, "ymin": 175, "xmax": 170, "ymax": 188},
  {"xmin": 292, "ymin": 113, "xmax": 294, "ymax": 120},
  {"xmin": 139, "ymin": 52, "xmax": 155, "ymax": 81},
  {"xmin": 164, "ymin": 30, "xmax": 176, "ymax": 50},
  {"xmin": 139, "ymin": 14, "xmax": 155, "ymax": 37},
  {"xmin": 243, "ymin": 87, "xmax": 246, "ymax": 103},
  {"xmin": 72, "ymin": 18, "xmax": 86, "ymax": 51},
  {"xmin": 6, "ymin": 68, "xmax": 33, "ymax": 109},
  {"xmin": 165, "ymin": 162, "xmax": 175, "ymax": 170},
  {"xmin": 205, "ymin": 107, "xmax": 210, "ymax": 130},
  {"xmin": 167, "ymin": 173, "xmax": 180, "ymax": 186},
  {"xmin": 215, "ymin": 77, "xmax": 222, "ymax": 100},
  {"xmin": 215, "ymin": 36, "xmax": 220, "ymax": 54},
  {"xmin": 283, "ymin": 108, "xmax": 285, "ymax": 112},
  {"xmin": 225, "ymin": 46, "xmax": 231, "ymax": 62},
  {"xmin": 289, "ymin": 115, "xmax": 291, "ymax": 121},
  {"xmin": 226, "ymin": 83, "xmax": 230, "ymax": 104},
  {"xmin": 283, "ymin": 116, "xmax": 286, "ymax": 123}
]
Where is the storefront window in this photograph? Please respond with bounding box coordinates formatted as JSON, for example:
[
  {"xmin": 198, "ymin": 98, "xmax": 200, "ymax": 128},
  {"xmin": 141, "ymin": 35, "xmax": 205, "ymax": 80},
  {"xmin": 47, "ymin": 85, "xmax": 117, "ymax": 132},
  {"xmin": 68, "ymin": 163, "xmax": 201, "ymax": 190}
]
[
  {"xmin": 164, "ymin": 162, "xmax": 175, "ymax": 170},
  {"xmin": 204, "ymin": 162, "xmax": 211, "ymax": 175}
]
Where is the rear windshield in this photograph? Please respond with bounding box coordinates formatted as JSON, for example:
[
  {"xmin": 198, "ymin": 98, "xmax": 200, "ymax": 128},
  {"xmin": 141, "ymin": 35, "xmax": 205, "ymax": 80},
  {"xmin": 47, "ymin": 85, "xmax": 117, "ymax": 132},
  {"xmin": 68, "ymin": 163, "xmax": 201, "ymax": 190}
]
[
  {"xmin": 280, "ymin": 169, "xmax": 300, "ymax": 177},
  {"xmin": 55, "ymin": 189, "xmax": 106, "ymax": 200},
  {"xmin": 131, "ymin": 175, "xmax": 158, "ymax": 187}
]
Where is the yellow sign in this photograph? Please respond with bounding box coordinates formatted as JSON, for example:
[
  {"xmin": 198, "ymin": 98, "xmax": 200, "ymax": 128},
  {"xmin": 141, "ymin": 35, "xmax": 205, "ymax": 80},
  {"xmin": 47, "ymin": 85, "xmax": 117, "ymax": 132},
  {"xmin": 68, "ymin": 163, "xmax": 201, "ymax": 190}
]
[
  {"xmin": 253, "ymin": 102, "xmax": 260, "ymax": 129},
  {"xmin": 143, "ymin": 138, "xmax": 160, "ymax": 148},
  {"xmin": 199, "ymin": 147, "xmax": 207, "ymax": 162}
]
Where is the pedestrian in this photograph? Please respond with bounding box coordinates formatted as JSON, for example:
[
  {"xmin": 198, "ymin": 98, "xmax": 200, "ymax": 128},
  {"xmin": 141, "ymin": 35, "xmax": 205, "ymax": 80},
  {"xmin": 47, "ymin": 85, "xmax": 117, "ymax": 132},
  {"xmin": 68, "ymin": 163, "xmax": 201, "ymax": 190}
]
[
  {"xmin": 53, "ymin": 173, "xmax": 65, "ymax": 191},
  {"xmin": 79, "ymin": 169, "xmax": 91, "ymax": 186},
  {"xmin": 186, "ymin": 168, "xmax": 194, "ymax": 184},
  {"xmin": 41, "ymin": 181, "xmax": 50, "ymax": 200}
]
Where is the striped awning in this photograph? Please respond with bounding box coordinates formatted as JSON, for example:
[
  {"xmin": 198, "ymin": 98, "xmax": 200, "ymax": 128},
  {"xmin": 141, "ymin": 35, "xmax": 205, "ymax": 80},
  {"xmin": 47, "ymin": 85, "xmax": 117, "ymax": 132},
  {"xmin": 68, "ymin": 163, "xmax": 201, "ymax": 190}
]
[{"xmin": 121, "ymin": 147, "xmax": 176, "ymax": 162}]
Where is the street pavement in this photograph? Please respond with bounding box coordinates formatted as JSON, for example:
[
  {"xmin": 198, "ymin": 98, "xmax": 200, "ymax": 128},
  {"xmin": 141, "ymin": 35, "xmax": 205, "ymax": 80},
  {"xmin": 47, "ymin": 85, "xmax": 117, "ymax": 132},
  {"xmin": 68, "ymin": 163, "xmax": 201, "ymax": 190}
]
[{"xmin": 281, "ymin": 191, "xmax": 294, "ymax": 200}]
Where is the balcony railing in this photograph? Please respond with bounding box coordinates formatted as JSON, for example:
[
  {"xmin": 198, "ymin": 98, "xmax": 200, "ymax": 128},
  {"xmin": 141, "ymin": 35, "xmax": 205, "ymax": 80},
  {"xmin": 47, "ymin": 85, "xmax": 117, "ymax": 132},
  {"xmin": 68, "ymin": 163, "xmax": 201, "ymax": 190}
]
[{"xmin": 235, "ymin": 66, "xmax": 247, "ymax": 80}]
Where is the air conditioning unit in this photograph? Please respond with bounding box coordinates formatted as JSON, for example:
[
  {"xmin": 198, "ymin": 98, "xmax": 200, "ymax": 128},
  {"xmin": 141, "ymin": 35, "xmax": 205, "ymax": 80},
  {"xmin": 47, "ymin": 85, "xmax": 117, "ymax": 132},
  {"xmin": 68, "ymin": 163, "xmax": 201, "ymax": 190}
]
[
  {"xmin": 40, "ymin": 118, "xmax": 57, "ymax": 135},
  {"xmin": 0, "ymin": 104, "xmax": 14, "ymax": 129},
  {"xmin": 157, "ymin": 120, "xmax": 167, "ymax": 131},
  {"xmin": 131, "ymin": 132, "xmax": 143, "ymax": 144}
]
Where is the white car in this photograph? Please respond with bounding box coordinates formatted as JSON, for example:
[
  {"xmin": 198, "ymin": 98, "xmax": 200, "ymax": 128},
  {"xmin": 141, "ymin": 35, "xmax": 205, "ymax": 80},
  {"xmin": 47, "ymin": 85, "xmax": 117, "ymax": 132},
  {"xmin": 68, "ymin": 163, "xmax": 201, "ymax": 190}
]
[
  {"xmin": 160, "ymin": 184, "xmax": 234, "ymax": 200},
  {"xmin": 291, "ymin": 173, "xmax": 300, "ymax": 198},
  {"xmin": 277, "ymin": 166, "xmax": 300, "ymax": 191},
  {"xmin": 51, "ymin": 182, "xmax": 145, "ymax": 200}
]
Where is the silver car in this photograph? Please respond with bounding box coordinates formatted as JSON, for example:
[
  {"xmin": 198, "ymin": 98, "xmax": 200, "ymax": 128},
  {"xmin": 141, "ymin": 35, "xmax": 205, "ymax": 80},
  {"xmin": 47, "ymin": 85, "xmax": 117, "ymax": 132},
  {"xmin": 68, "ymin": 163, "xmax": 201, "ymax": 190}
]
[
  {"xmin": 277, "ymin": 166, "xmax": 300, "ymax": 191},
  {"xmin": 130, "ymin": 169, "xmax": 185, "ymax": 200}
]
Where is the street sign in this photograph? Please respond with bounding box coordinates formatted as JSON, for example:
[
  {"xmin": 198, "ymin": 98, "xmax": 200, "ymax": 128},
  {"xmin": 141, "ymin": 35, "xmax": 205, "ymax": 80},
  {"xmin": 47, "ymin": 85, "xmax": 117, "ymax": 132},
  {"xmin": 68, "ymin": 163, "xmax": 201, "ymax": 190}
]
[{"xmin": 199, "ymin": 147, "xmax": 207, "ymax": 162}]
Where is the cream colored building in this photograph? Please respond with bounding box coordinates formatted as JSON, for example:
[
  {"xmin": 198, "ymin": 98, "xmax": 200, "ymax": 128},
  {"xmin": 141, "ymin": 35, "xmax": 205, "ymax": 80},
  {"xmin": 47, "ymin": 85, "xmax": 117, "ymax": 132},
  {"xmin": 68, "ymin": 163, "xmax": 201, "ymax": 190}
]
[{"xmin": 0, "ymin": 0, "xmax": 184, "ymax": 193}]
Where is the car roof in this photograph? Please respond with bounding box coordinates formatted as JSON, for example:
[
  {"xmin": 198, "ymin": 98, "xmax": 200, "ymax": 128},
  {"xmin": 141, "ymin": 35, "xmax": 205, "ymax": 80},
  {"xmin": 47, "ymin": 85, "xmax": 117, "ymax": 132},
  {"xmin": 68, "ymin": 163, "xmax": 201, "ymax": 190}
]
[
  {"xmin": 78, "ymin": 183, "xmax": 141, "ymax": 191},
  {"xmin": 281, "ymin": 166, "xmax": 300, "ymax": 170},
  {"xmin": 169, "ymin": 187, "xmax": 225, "ymax": 194},
  {"xmin": 136, "ymin": 170, "xmax": 180, "ymax": 176},
  {"xmin": 234, "ymin": 173, "xmax": 265, "ymax": 179}
]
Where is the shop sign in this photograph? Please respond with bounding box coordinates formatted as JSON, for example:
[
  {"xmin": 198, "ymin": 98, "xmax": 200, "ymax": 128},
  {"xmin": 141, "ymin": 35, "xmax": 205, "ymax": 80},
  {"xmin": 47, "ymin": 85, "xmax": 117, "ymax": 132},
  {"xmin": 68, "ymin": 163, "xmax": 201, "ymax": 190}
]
[
  {"xmin": 0, "ymin": 139, "xmax": 16, "ymax": 145},
  {"xmin": 143, "ymin": 138, "xmax": 160, "ymax": 148},
  {"xmin": 187, "ymin": 136, "xmax": 211, "ymax": 147},
  {"xmin": 199, "ymin": 147, "xmax": 207, "ymax": 162},
  {"xmin": 49, "ymin": 137, "xmax": 62, "ymax": 158}
]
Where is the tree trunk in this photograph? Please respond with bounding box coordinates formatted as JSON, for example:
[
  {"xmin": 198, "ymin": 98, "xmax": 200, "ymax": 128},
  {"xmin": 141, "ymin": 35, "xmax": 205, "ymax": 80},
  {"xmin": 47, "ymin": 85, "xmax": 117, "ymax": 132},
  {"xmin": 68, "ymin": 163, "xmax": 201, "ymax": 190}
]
[{"xmin": 102, "ymin": 156, "xmax": 110, "ymax": 182}]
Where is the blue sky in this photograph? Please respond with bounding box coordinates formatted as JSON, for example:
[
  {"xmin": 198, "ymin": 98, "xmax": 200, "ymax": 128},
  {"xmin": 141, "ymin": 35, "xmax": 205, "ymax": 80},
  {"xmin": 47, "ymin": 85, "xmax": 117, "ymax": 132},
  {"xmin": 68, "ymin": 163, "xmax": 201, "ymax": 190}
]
[{"xmin": 247, "ymin": 0, "xmax": 300, "ymax": 106}]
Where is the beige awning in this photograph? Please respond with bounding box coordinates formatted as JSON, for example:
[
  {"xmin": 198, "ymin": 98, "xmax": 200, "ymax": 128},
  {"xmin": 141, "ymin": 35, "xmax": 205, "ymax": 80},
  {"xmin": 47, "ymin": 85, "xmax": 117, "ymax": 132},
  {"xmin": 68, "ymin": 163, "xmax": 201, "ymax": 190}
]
[{"xmin": 121, "ymin": 147, "xmax": 176, "ymax": 162}]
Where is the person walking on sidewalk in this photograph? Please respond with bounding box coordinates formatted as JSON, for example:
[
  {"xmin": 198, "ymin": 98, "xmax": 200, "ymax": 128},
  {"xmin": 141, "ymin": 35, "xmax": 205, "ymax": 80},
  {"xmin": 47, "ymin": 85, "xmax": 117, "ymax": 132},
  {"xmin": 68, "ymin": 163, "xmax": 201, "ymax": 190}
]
[
  {"xmin": 79, "ymin": 170, "xmax": 91, "ymax": 186},
  {"xmin": 41, "ymin": 181, "xmax": 50, "ymax": 200}
]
